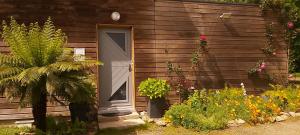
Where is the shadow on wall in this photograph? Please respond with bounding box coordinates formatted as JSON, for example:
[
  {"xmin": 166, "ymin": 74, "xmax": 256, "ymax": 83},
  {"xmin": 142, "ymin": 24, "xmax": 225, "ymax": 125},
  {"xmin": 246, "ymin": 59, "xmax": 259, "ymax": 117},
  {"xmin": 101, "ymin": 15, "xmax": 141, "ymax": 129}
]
[{"xmin": 160, "ymin": 1, "xmax": 226, "ymax": 91}]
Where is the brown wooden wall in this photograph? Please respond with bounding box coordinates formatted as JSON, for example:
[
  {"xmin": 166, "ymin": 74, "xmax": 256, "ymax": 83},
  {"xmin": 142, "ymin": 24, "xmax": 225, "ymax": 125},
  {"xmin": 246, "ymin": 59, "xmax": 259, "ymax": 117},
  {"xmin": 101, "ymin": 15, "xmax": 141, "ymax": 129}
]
[
  {"xmin": 0, "ymin": 0, "xmax": 287, "ymax": 120},
  {"xmin": 153, "ymin": 1, "xmax": 288, "ymax": 99}
]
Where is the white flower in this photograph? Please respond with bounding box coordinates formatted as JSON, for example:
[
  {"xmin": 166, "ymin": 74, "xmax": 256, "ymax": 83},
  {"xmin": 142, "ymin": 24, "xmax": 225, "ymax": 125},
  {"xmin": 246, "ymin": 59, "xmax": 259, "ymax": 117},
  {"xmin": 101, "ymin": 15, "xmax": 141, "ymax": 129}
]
[
  {"xmin": 189, "ymin": 86, "xmax": 195, "ymax": 90},
  {"xmin": 241, "ymin": 83, "xmax": 247, "ymax": 96}
]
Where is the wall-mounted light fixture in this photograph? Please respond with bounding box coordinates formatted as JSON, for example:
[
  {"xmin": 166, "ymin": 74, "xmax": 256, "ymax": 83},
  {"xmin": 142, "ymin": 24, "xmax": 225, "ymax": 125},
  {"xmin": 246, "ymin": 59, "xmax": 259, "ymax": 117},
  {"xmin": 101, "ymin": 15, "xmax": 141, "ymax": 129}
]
[
  {"xmin": 219, "ymin": 13, "xmax": 232, "ymax": 19},
  {"xmin": 111, "ymin": 12, "xmax": 120, "ymax": 21}
]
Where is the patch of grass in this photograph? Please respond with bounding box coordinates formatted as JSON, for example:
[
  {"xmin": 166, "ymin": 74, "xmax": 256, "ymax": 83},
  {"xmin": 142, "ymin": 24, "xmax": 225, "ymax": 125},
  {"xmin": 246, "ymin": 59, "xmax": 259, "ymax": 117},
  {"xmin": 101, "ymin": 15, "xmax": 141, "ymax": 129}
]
[
  {"xmin": 97, "ymin": 123, "xmax": 210, "ymax": 135},
  {"xmin": 0, "ymin": 126, "xmax": 31, "ymax": 135},
  {"xmin": 294, "ymin": 73, "xmax": 300, "ymax": 78},
  {"xmin": 97, "ymin": 123, "xmax": 149, "ymax": 135}
]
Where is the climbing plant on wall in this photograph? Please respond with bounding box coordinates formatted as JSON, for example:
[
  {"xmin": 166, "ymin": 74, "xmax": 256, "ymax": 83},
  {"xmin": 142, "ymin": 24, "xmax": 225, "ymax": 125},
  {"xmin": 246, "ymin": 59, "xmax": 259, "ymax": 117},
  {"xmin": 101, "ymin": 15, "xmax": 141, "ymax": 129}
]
[
  {"xmin": 261, "ymin": 0, "xmax": 300, "ymax": 73},
  {"xmin": 166, "ymin": 35, "xmax": 208, "ymax": 101}
]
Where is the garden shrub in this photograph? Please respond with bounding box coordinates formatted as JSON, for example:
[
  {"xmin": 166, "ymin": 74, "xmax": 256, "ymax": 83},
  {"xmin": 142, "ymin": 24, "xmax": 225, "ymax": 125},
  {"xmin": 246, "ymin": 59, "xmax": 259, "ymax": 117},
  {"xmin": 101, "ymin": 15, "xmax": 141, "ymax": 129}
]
[
  {"xmin": 263, "ymin": 85, "xmax": 300, "ymax": 112},
  {"xmin": 164, "ymin": 85, "xmax": 300, "ymax": 131},
  {"xmin": 164, "ymin": 104, "xmax": 191, "ymax": 126},
  {"xmin": 43, "ymin": 116, "xmax": 88, "ymax": 135},
  {"xmin": 138, "ymin": 78, "xmax": 171, "ymax": 99}
]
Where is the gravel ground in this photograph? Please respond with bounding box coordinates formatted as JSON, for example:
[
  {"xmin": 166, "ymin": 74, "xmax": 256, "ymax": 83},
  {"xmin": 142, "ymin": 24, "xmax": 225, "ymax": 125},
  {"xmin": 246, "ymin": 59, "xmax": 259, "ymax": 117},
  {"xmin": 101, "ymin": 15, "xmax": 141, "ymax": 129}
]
[{"xmin": 98, "ymin": 117, "xmax": 300, "ymax": 135}]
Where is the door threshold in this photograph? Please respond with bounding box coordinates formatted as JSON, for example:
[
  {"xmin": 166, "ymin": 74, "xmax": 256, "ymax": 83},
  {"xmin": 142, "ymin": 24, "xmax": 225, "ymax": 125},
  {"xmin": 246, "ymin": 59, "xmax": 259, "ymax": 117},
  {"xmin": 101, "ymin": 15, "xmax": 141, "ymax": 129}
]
[
  {"xmin": 99, "ymin": 106, "xmax": 135, "ymax": 115},
  {"xmin": 99, "ymin": 112, "xmax": 140, "ymax": 123}
]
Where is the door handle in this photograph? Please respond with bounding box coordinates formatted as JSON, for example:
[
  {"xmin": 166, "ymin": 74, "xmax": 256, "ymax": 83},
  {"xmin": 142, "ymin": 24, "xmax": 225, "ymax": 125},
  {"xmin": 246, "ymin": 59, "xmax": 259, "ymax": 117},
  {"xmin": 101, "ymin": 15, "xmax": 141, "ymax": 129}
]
[{"xmin": 129, "ymin": 63, "xmax": 132, "ymax": 72}]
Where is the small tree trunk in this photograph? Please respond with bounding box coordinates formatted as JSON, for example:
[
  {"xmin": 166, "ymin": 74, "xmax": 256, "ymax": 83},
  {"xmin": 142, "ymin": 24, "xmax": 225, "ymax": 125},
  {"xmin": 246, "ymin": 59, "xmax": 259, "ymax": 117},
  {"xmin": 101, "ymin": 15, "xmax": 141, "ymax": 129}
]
[{"xmin": 32, "ymin": 91, "xmax": 47, "ymax": 132}]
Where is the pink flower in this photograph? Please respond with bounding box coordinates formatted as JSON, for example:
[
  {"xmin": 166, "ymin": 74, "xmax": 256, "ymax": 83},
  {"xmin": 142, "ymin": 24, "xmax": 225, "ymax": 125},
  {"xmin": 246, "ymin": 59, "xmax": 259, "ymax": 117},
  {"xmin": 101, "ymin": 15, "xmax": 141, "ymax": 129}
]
[
  {"xmin": 287, "ymin": 22, "xmax": 294, "ymax": 29},
  {"xmin": 200, "ymin": 35, "xmax": 207, "ymax": 41},
  {"xmin": 260, "ymin": 62, "xmax": 266, "ymax": 69},
  {"xmin": 272, "ymin": 52, "xmax": 276, "ymax": 55}
]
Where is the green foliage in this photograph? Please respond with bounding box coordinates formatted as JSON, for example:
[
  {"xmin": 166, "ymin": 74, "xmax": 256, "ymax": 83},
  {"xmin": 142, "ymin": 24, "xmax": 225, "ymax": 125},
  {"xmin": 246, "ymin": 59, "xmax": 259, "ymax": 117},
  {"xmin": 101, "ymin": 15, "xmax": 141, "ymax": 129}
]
[
  {"xmin": 263, "ymin": 84, "xmax": 300, "ymax": 112},
  {"xmin": 0, "ymin": 126, "xmax": 32, "ymax": 135},
  {"xmin": 42, "ymin": 116, "xmax": 87, "ymax": 135},
  {"xmin": 0, "ymin": 17, "xmax": 101, "ymax": 131},
  {"xmin": 138, "ymin": 78, "xmax": 171, "ymax": 99},
  {"xmin": 164, "ymin": 86, "xmax": 300, "ymax": 131},
  {"xmin": 165, "ymin": 103, "xmax": 228, "ymax": 131},
  {"xmin": 0, "ymin": 17, "xmax": 101, "ymax": 106},
  {"xmin": 260, "ymin": 0, "xmax": 300, "ymax": 73},
  {"xmin": 166, "ymin": 61, "xmax": 190, "ymax": 100}
]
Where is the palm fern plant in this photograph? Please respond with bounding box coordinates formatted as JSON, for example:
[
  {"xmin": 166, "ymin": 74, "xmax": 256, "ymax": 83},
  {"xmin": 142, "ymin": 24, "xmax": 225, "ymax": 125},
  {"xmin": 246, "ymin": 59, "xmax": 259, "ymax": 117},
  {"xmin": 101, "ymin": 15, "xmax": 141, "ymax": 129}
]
[{"xmin": 0, "ymin": 17, "xmax": 101, "ymax": 132}]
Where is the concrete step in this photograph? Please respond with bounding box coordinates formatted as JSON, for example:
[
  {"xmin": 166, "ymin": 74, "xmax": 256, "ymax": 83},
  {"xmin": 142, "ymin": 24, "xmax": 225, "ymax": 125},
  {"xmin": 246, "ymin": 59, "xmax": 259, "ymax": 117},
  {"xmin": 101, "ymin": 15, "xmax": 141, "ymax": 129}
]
[
  {"xmin": 98, "ymin": 112, "xmax": 140, "ymax": 122},
  {"xmin": 99, "ymin": 118, "xmax": 145, "ymax": 129},
  {"xmin": 15, "ymin": 120, "xmax": 34, "ymax": 128}
]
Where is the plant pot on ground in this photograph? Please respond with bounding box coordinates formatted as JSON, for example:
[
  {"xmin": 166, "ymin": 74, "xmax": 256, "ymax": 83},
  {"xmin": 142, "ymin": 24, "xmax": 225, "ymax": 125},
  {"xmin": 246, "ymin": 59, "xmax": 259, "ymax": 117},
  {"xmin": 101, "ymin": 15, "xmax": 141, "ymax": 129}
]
[
  {"xmin": 148, "ymin": 97, "xmax": 169, "ymax": 118},
  {"xmin": 138, "ymin": 78, "xmax": 171, "ymax": 118},
  {"xmin": 68, "ymin": 82, "xmax": 98, "ymax": 125}
]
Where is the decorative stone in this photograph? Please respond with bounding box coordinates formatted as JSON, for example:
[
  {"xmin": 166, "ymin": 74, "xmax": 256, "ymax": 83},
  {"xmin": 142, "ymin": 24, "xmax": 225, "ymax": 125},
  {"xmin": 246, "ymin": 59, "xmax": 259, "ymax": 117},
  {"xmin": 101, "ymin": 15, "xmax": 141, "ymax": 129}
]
[
  {"xmin": 275, "ymin": 116, "xmax": 285, "ymax": 122},
  {"xmin": 227, "ymin": 120, "xmax": 239, "ymax": 127},
  {"xmin": 295, "ymin": 113, "xmax": 300, "ymax": 117},
  {"xmin": 289, "ymin": 112, "xmax": 296, "ymax": 117},
  {"xmin": 148, "ymin": 118, "xmax": 154, "ymax": 123},
  {"xmin": 140, "ymin": 111, "xmax": 147, "ymax": 116},
  {"xmin": 280, "ymin": 112, "xmax": 289, "ymax": 116},
  {"xmin": 155, "ymin": 120, "xmax": 167, "ymax": 126},
  {"xmin": 236, "ymin": 119, "xmax": 245, "ymax": 124},
  {"xmin": 281, "ymin": 115, "xmax": 289, "ymax": 120}
]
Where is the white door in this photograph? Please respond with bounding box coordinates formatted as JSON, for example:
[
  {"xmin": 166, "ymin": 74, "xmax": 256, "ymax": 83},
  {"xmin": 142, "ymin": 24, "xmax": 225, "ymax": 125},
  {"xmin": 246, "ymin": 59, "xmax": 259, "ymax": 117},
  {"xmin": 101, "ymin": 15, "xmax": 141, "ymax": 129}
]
[{"xmin": 99, "ymin": 28, "xmax": 133, "ymax": 114}]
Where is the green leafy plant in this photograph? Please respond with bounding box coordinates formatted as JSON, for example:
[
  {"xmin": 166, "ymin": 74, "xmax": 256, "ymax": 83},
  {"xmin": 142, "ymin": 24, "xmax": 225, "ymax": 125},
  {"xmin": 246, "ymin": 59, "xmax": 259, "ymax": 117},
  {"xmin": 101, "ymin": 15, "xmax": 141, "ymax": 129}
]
[
  {"xmin": 261, "ymin": 22, "xmax": 277, "ymax": 56},
  {"xmin": 138, "ymin": 78, "xmax": 171, "ymax": 99},
  {"xmin": 263, "ymin": 84, "xmax": 300, "ymax": 112},
  {"xmin": 164, "ymin": 85, "xmax": 300, "ymax": 131},
  {"xmin": 0, "ymin": 17, "xmax": 101, "ymax": 132},
  {"xmin": 166, "ymin": 61, "xmax": 190, "ymax": 101},
  {"xmin": 166, "ymin": 34, "xmax": 208, "ymax": 101},
  {"xmin": 261, "ymin": 0, "xmax": 300, "ymax": 73},
  {"xmin": 45, "ymin": 116, "xmax": 88, "ymax": 135}
]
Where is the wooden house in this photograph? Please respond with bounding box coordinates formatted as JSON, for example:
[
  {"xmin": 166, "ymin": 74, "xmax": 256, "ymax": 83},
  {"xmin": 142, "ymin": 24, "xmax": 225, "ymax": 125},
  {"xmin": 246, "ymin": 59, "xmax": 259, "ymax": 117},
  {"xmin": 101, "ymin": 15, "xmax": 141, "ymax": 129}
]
[{"xmin": 0, "ymin": 0, "xmax": 287, "ymax": 120}]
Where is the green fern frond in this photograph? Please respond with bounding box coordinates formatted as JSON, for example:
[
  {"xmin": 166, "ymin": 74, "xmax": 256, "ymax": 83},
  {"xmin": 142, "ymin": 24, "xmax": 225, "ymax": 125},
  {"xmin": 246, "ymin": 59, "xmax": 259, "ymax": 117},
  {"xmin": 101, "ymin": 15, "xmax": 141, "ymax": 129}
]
[
  {"xmin": 0, "ymin": 17, "xmax": 100, "ymax": 111},
  {"xmin": 17, "ymin": 67, "xmax": 44, "ymax": 85},
  {"xmin": 0, "ymin": 66, "xmax": 23, "ymax": 79},
  {"xmin": 43, "ymin": 18, "xmax": 66, "ymax": 65},
  {"xmin": 2, "ymin": 18, "xmax": 33, "ymax": 65},
  {"xmin": 0, "ymin": 54, "xmax": 25, "ymax": 67}
]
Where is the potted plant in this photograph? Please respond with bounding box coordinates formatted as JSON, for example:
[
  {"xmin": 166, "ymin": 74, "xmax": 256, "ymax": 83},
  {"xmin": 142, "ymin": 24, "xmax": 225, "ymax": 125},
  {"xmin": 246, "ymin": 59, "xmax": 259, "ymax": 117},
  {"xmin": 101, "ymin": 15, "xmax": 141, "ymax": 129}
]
[
  {"xmin": 68, "ymin": 81, "xmax": 98, "ymax": 124},
  {"xmin": 138, "ymin": 78, "xmax": 171, "ymax": 118}
]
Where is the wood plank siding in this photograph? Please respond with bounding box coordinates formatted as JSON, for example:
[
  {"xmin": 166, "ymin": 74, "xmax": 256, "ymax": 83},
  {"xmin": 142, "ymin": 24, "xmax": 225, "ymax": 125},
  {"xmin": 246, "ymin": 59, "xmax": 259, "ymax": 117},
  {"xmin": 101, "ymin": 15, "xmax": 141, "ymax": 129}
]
[{"xmin": 0, "ymin": 0, "xmax": 287, "ymax": 120}]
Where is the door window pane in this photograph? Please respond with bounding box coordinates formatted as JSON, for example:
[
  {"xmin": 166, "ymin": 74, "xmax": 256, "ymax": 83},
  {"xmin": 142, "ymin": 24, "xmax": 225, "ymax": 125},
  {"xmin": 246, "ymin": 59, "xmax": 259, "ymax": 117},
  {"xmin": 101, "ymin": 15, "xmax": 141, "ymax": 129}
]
[
  {"xmin": 107, "ymin": 32, "xmax": 126, "ymax": 51},
  {"xmin": 109, "ymin": 82, "xmax": 127, "ymax": 101}
]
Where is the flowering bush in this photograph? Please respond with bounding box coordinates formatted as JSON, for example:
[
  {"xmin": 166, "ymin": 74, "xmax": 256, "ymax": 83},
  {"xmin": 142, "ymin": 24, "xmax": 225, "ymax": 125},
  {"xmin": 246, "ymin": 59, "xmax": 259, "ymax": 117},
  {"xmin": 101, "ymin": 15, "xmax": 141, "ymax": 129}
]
[
  {"xmin": 245, "ymin": 95, "xmax": 281, "ymax": 124},
  {"xmin": 248, "ymin": 61, "xmax": 267, "ymax": 76},
  {"xmin": 200, "ymin": 35, "xmax": 207, "ymax": 46},
  {"xmin": 263, "ymin": 85, "xmax": 300, "ymax": 112},
  {"xmin": 164, "ymin": 85, "xmax": 300, "ymax": 131}
]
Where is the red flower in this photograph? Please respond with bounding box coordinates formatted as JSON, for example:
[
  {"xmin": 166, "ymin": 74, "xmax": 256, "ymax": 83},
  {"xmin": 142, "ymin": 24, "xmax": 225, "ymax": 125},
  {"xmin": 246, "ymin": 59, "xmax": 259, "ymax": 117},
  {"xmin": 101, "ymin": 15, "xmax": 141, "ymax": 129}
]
[
  {"xmin": 287, "ymin": 22, "xmax": 294, "ymax": 29},
  {"xmin": 200, "ymin": 35, "xmax": 207, "ymax": 41}
]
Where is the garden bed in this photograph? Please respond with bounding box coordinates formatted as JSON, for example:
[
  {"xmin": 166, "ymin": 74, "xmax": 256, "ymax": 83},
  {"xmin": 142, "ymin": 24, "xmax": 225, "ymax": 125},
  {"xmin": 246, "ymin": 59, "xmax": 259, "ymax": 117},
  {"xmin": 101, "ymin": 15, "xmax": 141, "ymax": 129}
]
[{"xmin": 163, "ymin": 85, "xmax": 300, "ymax": 131}]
